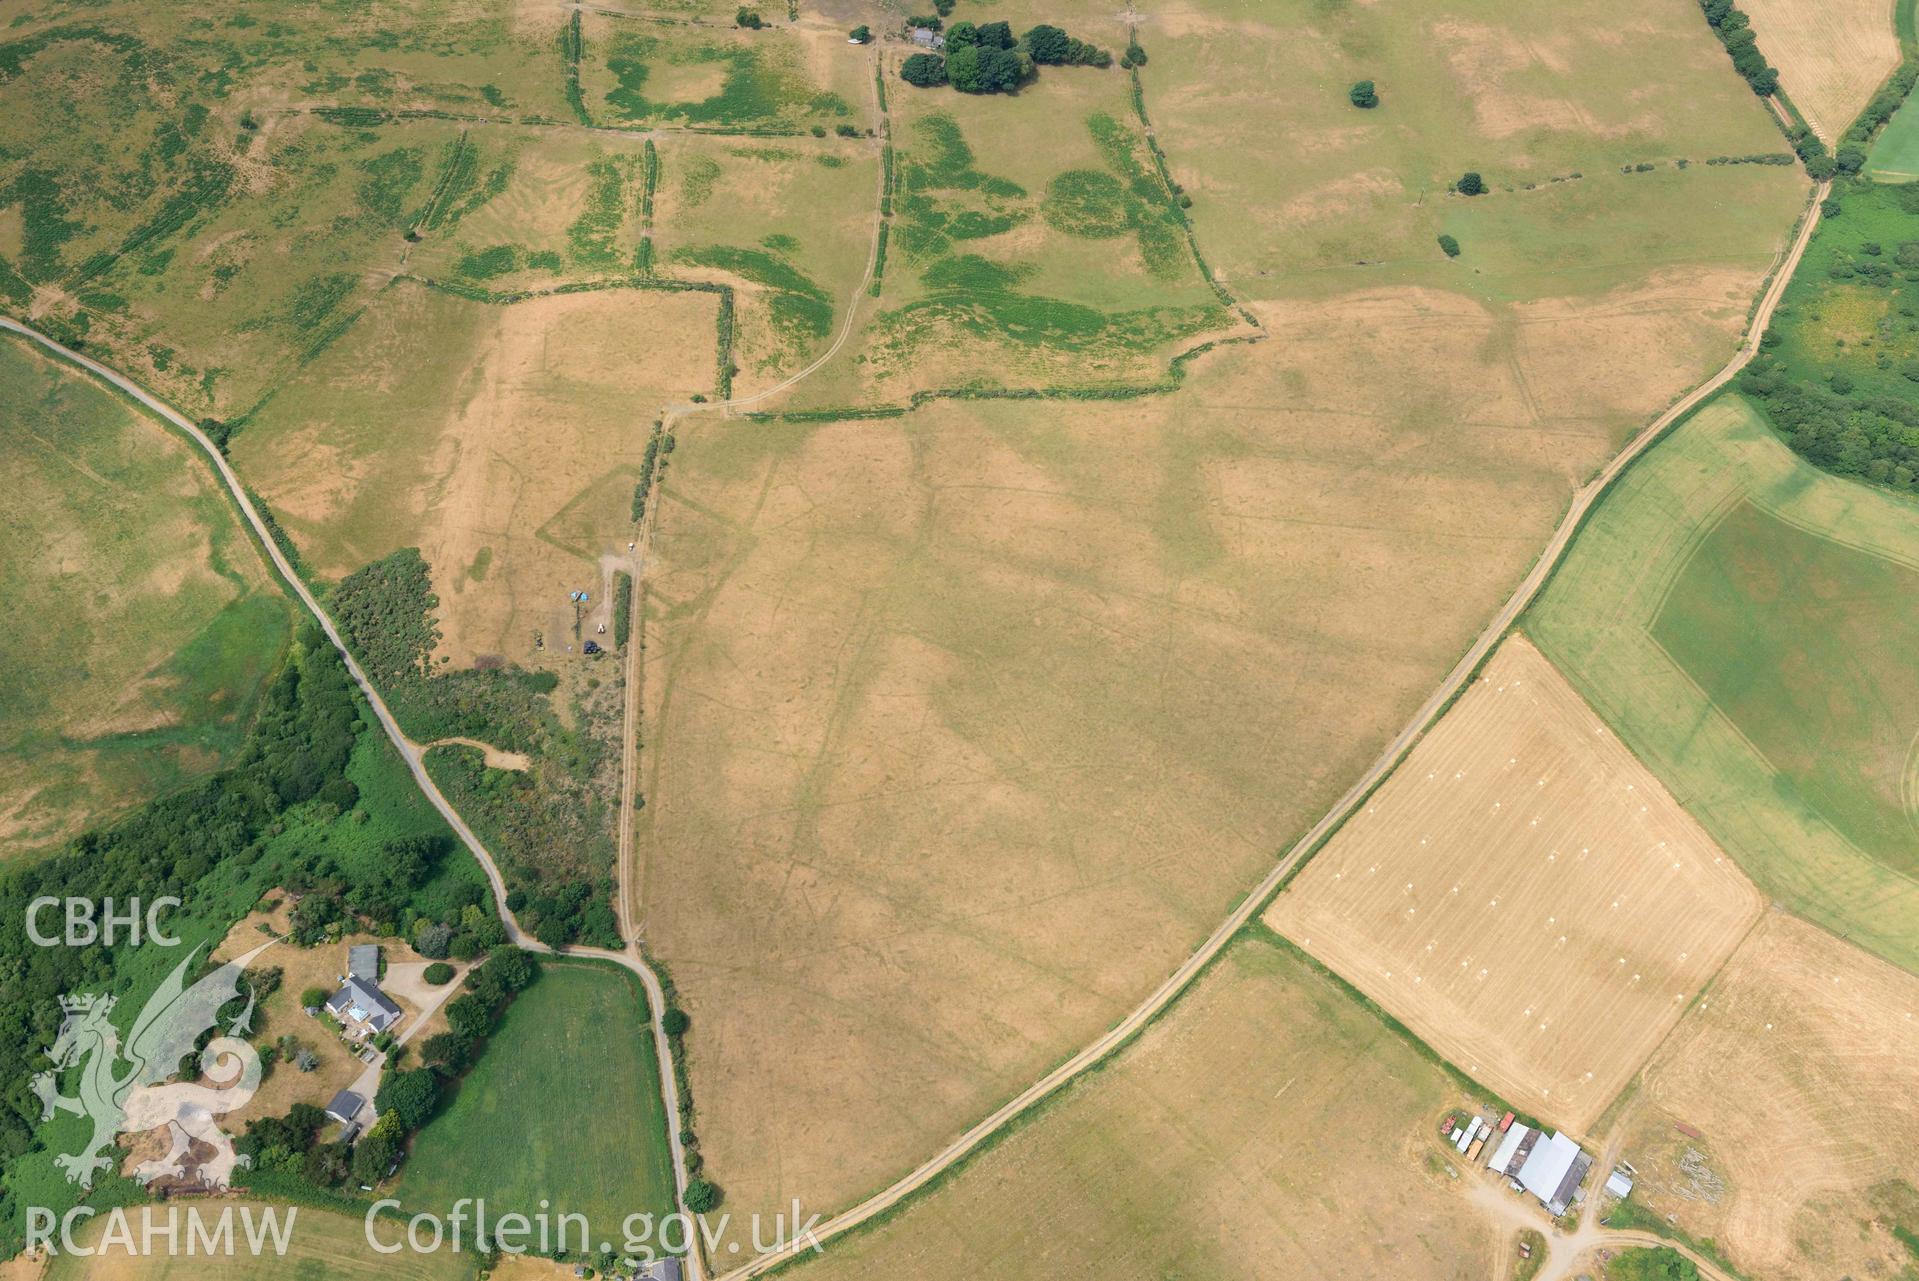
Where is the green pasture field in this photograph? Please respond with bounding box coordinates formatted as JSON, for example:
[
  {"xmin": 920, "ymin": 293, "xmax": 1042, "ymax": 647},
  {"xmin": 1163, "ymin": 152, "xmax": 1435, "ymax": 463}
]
[
  {"xmin": 46, "ymin": 1203, "xmax": 479, "ymax": 1281},
  {"xmin": 653, "ymin": 134, "xmax": 878, "ymax": 376},
  {"xmin": 1870, "ymin": 89, "xmax": 1919, "ymax": 181},
  {"xmin": 784, "ymin": 62, "xmax": 1237, "ymax": 406},
  {"xmin": 398, "ymin": 962, "xmax": 678, "ymax": 1252},
  {"xmin": 1145, "ymin": 0, "xmax": 1805, "ymax": 303},
  {"xmin": 0, "ymin": 336, "xmax": 292, "ymax": 858},
  {"xmin": 580, "ymin": 14, "xmax": 866, "ymax": 132},
  {"xmin": 1527, "ymin": 394, "xmax": 1919, "ymax": 974},
  {"xmin": 779, "ymin": 930, "xmax": 1490, "ymax": 1281},
  {"xmin": 1652, "ymin": 500, "xmax": 1919, "ymax": 877}
]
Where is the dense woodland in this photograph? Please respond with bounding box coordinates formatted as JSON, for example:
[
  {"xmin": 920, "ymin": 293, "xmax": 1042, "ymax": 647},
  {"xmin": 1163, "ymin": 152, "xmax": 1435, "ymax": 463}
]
[
  {"xmin": 0, "ymin": 628, "xmax": 508, "ymax": 1246},
  {"xmin": 1744, "ymin": 177, "xmax": 1919, "ymax": 493}
]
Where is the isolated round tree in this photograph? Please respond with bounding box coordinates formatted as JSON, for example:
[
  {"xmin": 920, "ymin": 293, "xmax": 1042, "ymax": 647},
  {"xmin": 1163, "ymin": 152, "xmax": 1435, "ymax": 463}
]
[
  {"xmin": 1457, "ymin": 171, "xmax": 1485, "ymax": 196},
  {"xmin": 1349, "ymin": 79, "xmax": 1378, "ymax": 109}
]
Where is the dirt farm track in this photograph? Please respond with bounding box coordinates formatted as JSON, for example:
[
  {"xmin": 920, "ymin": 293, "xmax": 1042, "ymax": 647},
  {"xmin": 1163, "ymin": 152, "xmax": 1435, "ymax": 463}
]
[{"xmin": 1266, "ymin": 637, "xmax": 1765, "ymax": 1131}]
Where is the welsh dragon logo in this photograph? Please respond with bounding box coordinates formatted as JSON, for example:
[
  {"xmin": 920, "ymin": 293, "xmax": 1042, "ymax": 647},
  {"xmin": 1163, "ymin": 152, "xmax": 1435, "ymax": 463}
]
[{"xmin": 32, "ymin": 940, "xmax": 273, "ymax": 1190}]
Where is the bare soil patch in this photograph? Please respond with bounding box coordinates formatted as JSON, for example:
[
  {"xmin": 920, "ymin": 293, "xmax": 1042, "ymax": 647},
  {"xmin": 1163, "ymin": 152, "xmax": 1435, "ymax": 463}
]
[{"xmin": 1266, "ymin": 636, "xmax": 1763, "ymax": 1131}]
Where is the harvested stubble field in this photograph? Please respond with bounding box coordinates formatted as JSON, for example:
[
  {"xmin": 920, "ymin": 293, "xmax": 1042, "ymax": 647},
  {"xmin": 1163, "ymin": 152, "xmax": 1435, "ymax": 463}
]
[
  {"xmin": 230, "ymin": 280, "xmax": 714, "ymax": 666},
  {"xmin": 778, "ymin": 932, "xmax": 1494, "ymax": 1281},
  {"xmin": 1618, "ymin": 909, "xmax": 1919, "ymax": 1280},
  {"xmin": 0, "ymin": 336, "xmax": 291, "ymax": 857},
  {"xmin": 1142, "ymin": 0, "xmax": 1805, "ymax": 304},
  {"xmin": 1527, "ymin": 395, "xmax": 1919, "ymax": 975},
  {"xmin": 637, "ymin": 241, "xmax": 1786, "ymax": 1248},
  {"xmin": 1265, "ymin": 637, "xmax": 1763, "ymax": 1132},
  {"xmin": 1738, "ymin": 0, "xmax": 1900, "ymax": 141}
]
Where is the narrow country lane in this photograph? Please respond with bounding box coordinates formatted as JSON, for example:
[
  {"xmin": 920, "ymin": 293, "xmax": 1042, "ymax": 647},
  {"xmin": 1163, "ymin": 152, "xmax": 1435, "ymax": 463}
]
[{"xmin": 0, "ymin": 315, "xmax": 710, "ymax": 1281}]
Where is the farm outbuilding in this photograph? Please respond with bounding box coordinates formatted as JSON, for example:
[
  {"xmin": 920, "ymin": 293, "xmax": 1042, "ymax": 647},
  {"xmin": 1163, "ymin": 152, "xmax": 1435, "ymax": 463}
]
[
  {"xmin": 1487, "ymin": 1123, "xmax": 1535, "ymax": 1177},
  {"xmin": 1516, "ymin": 1131, "xmax": 1592, "ymax": 1216}
]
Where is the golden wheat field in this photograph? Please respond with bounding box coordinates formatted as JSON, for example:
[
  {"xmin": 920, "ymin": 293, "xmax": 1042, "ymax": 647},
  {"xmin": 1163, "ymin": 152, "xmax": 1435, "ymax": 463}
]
[{"xmin": 1740, "ymin": 0, "xmax": 1900, "ymax": 140}]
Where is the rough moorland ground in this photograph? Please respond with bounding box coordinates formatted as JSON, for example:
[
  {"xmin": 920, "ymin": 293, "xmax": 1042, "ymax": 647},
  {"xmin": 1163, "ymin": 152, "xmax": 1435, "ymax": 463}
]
[
  {"xmin": 774, "ymin": 930, "xmax": 1494, "ymax": 1281},
  {"xmin": 1265, "ymin": 636, "xmax": 1763, "ymax": 1132},
  {"xmin": 780, "ymin": 53, "xmax": 1246, "ymax": 407},
  {"xmin": 0, "ymin": 335, "xmax": 291, "ymax": 857},
  {"xmin": 1616, "ymin": 909, "xmax": 1919, "ymax": 1280},
  {"xmin": 1527, "ymin": 395, "xmax": 1919, "ymax": 974}
]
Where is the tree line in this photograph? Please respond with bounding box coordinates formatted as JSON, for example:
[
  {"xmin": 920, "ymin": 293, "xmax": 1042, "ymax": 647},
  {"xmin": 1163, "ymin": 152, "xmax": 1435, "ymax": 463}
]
[{"xmin": 901, "ymin": 21, "xmax": 1113, "ymax": 95}]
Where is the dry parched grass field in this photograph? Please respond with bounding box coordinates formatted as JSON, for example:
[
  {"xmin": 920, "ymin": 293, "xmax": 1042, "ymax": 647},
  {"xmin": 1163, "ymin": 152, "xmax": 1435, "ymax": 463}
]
[
  {"xmin": 636, "ymin": 253, "xmax": 1779, "ymax": 1246},
  {"xmin": 1738, "ymin": 0, "xmax": 1900, "ymax": 141},
  {"xmin": 780, "ymin": 932, "xmax": 1495, "ymax": 1281},
  {"xmin": 232, "ymin": 282, "xmax": 715, "ymax": 666},
  {"xmin": 1622, "ymin": 909, "xmax": 1919, "ymax": 1280},
  {"xmin": 1265, "ymin": 637, "xmax": 1763, "ymax": 1131}
]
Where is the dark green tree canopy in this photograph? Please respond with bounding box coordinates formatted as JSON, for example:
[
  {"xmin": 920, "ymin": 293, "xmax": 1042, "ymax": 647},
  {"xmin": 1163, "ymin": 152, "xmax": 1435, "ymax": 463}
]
[
  {"xmin": 374, "ymin": 1068, "xmax": 442, "ymax": 1131},
  {"xmin": 1456, "ymin": 171, "xmax": 1485, "ymax": 195},
  {"xmin": 1025, "ymin": 24, "xmax": 1070, "ymax": 62},
  {"xmin": 975, "ymin": 20, "xmax": 1015, "ymax": 49},
  {"xmin": 901, "ymin": 52, "xmax": 948, "ymax": 87},
  {"xmin": 947, "ymin": 43, "xmax": 1029, "ymax": 93},
  {"xmin": 1349, "ymin": 79, "xmax": 1378, "ymax": 108}
]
